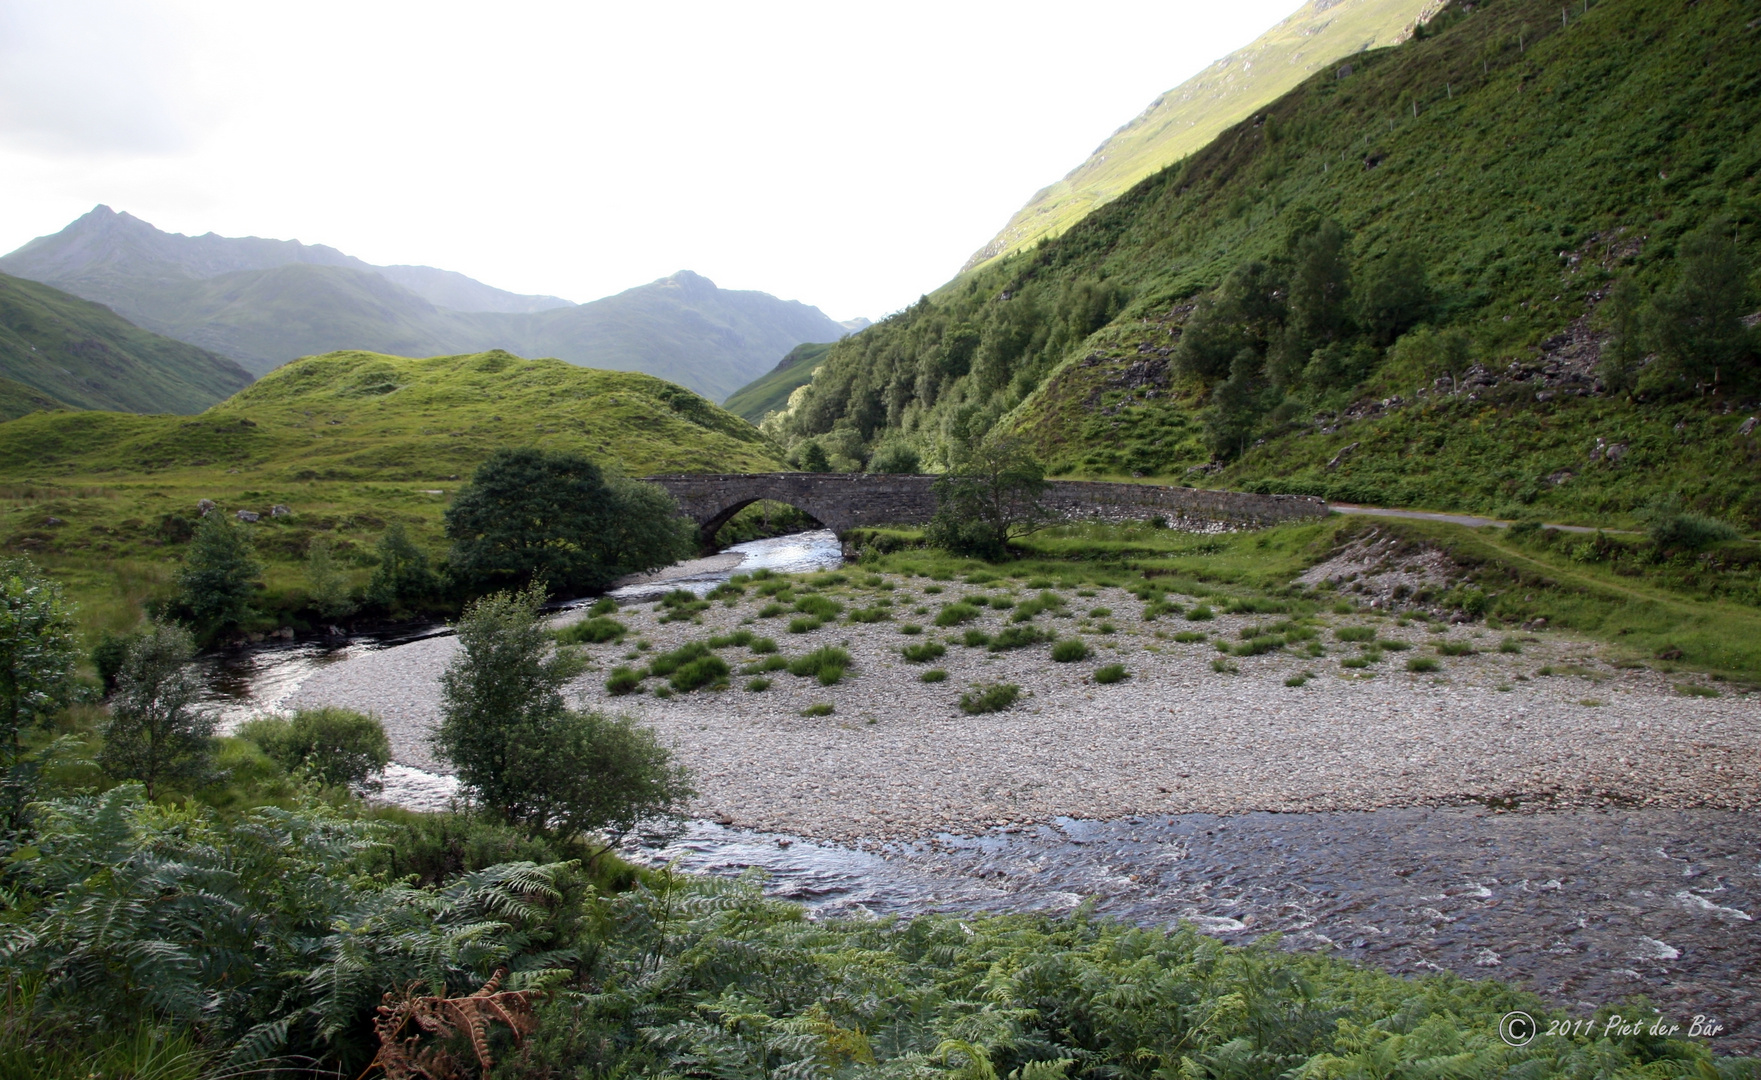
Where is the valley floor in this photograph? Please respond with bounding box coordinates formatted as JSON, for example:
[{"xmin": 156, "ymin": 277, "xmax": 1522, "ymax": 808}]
[
  {"xmin": 289, "ymin": 572, "xmax": 1757, "ymax": 839},
  {"xmin": 284, "ymin": 566, "xmax": 1761, "ymax": 1048}
]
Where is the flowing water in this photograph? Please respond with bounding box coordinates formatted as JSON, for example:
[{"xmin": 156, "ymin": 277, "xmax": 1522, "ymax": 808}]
[
  {"xmin": 194, "ymin": 530, "xmax": 845, "ymax": 808},
  {"xmin": 192, "ymin": 527, "xmax": 1759, "ymax": 1049}
]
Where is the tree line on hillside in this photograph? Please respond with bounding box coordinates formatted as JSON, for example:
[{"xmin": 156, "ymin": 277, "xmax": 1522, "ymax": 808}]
[{"xmin": 764, "ymin": 207, "xmax": 1759, "ymax": 473}]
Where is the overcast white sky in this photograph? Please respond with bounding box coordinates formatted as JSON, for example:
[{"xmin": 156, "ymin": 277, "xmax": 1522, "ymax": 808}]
[{"xmin": 1, "ymin": 0, "xmax": 1302, "ymax": 321}]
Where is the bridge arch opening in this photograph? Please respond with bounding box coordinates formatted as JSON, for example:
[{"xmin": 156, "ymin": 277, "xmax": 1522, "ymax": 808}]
[{"xmin": 706, "ymin": 498, "xmax": 825, "ymax": 549}]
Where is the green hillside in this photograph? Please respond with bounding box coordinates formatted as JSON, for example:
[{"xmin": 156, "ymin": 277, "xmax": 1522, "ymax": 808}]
[
  {"xmin": 0, "ymin": 271, "xmax": 254, "ymax": 414},
  {"xmin": 723, "ymin": 340, "xmax": 836, "ymax": 422},
  {"xmin": 0, "ymin": 349, "xmax": 782, "ymax": 631},
  {"xmin": 0, "ymin": 375, "xmax": 68, "ymax": 420},
  {"xmin": 765, "ymin": 0, "xmax": 1761, "ymax": 530},
  {"xmin": 964, "ymin": 0, "xmax": 1439, "ymax": 272}
]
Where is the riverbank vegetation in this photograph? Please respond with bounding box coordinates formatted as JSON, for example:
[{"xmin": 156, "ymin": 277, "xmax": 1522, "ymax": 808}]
[
  {"xmin": 6, "ymin": 545, "xmax": 1760, "ymax": 1073},
  {"xmin": 0, "ymin": 349, "xmax": 783, "ymax": 641},
  {"xmin": 844, "ymin": 509, "xmax": 1761, "ymax": 686}
]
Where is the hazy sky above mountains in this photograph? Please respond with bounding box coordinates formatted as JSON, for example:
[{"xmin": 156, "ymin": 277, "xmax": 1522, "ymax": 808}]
[{"xmin": 1, "ymin": 0, "xmax": 1301, "ymax": 321}]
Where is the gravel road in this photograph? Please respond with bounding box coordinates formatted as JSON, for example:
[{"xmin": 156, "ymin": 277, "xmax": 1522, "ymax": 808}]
[{"xmin": 288, "ymin": 574, "xmax": 1759, "ymax": 842}]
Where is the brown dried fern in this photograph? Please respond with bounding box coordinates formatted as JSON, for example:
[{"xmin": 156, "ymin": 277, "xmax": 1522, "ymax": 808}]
[{"xmin": 368, "ymin": 968, "xmax": 541, "ymax": 1080}]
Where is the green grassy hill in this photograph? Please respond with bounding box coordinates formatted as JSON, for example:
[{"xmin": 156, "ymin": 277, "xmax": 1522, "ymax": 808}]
[
  {"xmin": 0, "ymin": 271, "xmax": 254, "ymax": 414},
  {"xmin": 766, "ymin": 0, "xmax": 1761, "ymax": 531},
  {"xmin": 963, "ymin": 0, "xmax": 1439, "ymax": 272},
  {"xmin": 0, "ymin": 349, "xmax": 782, "ymax": 631},
  {"xmin": 723, "ymin": 341, "xmax": 836, "ymax": 422}
]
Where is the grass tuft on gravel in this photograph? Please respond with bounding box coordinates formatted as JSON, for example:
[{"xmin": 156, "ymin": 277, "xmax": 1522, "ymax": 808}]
[{"xmin": 958, "ymin": 682, "xmax": 1020, "ymax": 715}]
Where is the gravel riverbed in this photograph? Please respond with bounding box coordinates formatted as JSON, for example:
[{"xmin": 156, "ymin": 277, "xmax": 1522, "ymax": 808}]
[{"xmin": 288, "ymin": 574, "xmax": 1760, "ymax": 841}]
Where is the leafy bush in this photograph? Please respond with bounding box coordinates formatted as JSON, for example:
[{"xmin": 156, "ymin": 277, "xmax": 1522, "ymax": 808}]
[
  {"xmin": 958, "ymin": 682, "xmax": 1020, "ymax": 714},
  {"xmin": 1649, "ymin": 513, "xmax": 1742, "ymax": 551},
  {"xmin": 0, "ymin": 556, "xmax": 78, "ymax": 754},
  {"xmin": 1093, "ymin": 663, "xmax": 1127, "ymax": 684},
  {"xmin": 605, "ymin": 666, "xmax": 643, "ymax": 695},
  {"xmin": 365, "ymin": 522, "xmax": 438, "ymax": 613},
  {"xmin": 788, "ymin": 646, "xmax": 853, "ymax": 686},
  {"xmin": 792, "ymin": 595, "xmax": 844, "ymax": 620},
  {"xmin": 1228, "ymin": 636, "xmax": 1285, "ymax": 657},
  {"xmin": 647, "ymin": 642, "xmax": 712, "ymax": 677},
  {"xmin": 934, "ymin": 602, "xmax": 982, "ymax": 627},
  {"xmin": 436, "ymin": 585, "xmax": 691, "ymax": 840},
  {"xmin": 902, "ymin": 642, "xmax": 947, "ymax": 663},
  {"xmin": 445, "ymin": 449, "xmax": 693, "ymax": 595},
  {"xmin": 1051, "ymin": 639, "xmax": 1091, "ymax": 662},
  {"xmin": 98, "ymin": 623, "xmax": 217, "ymax": 798},
  {"xmin": 236, "ymin": 707, "xmax": 390, "ymax": 789},
  {"xmin": 556, "ymin": 616, "xmax": 628, "ymax": 645},
  {"xmin": 170, "ymin": 514, "xmax": 262, "ymax": 633},
  {"xmin": 668, "ymin": 654, "xmax": 729, "ymax": 692},
  {"xmin": 989, "ymin": 626, "xmax": 1049, "ymax": 651}
]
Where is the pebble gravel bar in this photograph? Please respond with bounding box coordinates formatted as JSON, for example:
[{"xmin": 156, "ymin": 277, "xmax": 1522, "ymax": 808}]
[{"xmin": 287, "ymin": 574, "xmax": 1760, "ymax": 842}]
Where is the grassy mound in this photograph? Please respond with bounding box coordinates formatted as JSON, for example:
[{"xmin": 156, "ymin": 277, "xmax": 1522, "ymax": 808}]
[{"xmin": 0, "ymin": 349, "xmax": 783, "ymax": 633}]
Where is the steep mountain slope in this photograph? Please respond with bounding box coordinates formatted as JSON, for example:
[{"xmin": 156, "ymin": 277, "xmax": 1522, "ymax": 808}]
[
  {"xmin": 724, "ymin": 341, "xmax": 837, "ymax": 422},
  {"xmin": 0, "ymin": 375, "xmax": 67, "ymax": 421},
  {"xmin": 964, "ymin": 0, "xmax": 1440, "ymax": 272},
  {"xmin": 768, "ymin": 0, "xmax": 1761, "ymax": 528},
  {"xmin": 0, "ymin": 270, "xmax": 254, "ymax": 414},
  {"xmin": 0, "ymin": 209, "xmax": 851, "ymax": 397}
]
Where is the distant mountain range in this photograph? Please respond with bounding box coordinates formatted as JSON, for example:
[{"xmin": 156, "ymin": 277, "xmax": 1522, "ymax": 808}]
[
  {"xmin": 0, "ymin": 270, "xmax": 253, "ymax": 415},
  {"xmin": 963, "ymin": 0, "xmax": 1438, "ymax": 272},
  {"xmin": 1, "ymin": 207, "xmax": 854, "ymax": 401}
]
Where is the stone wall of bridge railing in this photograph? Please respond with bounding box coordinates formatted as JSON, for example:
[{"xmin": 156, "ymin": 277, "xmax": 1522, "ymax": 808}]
[{"xmin": 646, "ymin": 472, "xmax": 1327, "ymax": 543}]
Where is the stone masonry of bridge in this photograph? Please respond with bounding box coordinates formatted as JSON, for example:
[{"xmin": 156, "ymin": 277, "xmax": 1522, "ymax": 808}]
[{"xmin": 646, "ymin": 473, "xmax": 1327, "ymax": 548}]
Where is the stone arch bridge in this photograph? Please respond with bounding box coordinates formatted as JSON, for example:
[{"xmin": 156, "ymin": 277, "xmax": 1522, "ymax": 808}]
[{"xmin": 645, "ymin": 473, "xmax": 1327, "ymax": 550}]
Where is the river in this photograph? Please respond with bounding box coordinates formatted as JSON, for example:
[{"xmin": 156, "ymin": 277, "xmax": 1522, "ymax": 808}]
[{"xmin": 191, "ymin": 528, "xmax": 1761, "ymax": 1049}]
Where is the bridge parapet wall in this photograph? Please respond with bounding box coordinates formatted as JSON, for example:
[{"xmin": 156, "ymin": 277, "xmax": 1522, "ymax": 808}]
[
  {"xmin": 645, "ymin": 472, "xmax": 1326, "ymax": 544},
  {"xmin": 1041, "ymin": 480, "xmax": 1325, "ymax": 532}
]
